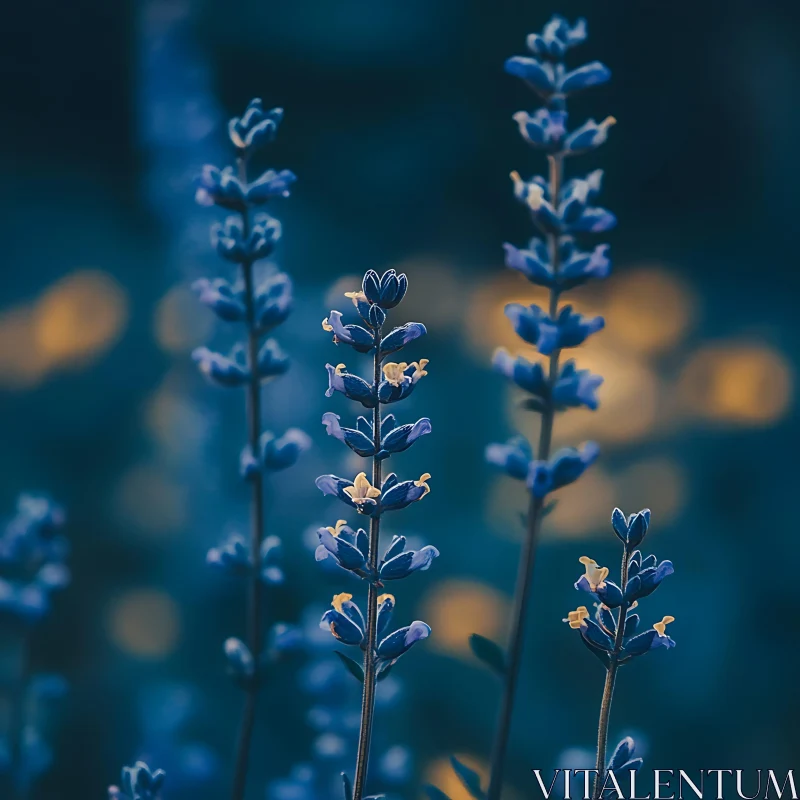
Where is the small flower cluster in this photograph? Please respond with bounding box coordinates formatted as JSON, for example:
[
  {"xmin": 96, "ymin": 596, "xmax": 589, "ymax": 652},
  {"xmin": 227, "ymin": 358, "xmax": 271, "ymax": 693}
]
[
  {"xmin": 316, "ymin": 269, "xmax": 435, "ymax": 797},
  {"xmin": 109, "ymin": 762, "xmax": 165, "ymax": 800},
  {"xmin": 0, "ymin": 495, "xmax": 67, "ymax": 799},
  {"xmin": 0, "ymin": 495, "xmax": 68, "ymax": 621},
  {"xmin": 566, "ymin": 509, "xmax": 674, "ymax": 798},
  {"xmin": 566, "ymin": 508, "xmax": 675, "ymax": 665}
]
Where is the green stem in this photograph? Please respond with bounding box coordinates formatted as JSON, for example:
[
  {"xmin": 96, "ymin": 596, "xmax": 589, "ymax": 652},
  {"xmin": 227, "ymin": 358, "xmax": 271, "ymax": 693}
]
[
  {"xmin": 230, "ymin": 155, "xmax": 265, "ymax": 800},
  {"xmin": 486, "ymin": 153, "xmax": 563, "ymax": 800},
  {"xmin": 591, "ymin": 548, "xmax": 631, "ymax": 800},
  {"xmin": 352, "ymin": 326, "xmax": 383, "ymax": 800}
]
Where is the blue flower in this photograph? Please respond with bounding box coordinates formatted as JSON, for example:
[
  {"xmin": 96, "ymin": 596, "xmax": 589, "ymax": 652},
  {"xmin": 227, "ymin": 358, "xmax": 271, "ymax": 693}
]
[
  {"xmin": 322, "ymin": 412, "xmax": 431, "ymax": 459},
  {"xmin": 563, "ymin": 116, "xmax": 616, "ymax": 156},
  {"xmin": 320, "ymin": 592, "xmax": 367, "ymax": 646},
  {"xmin": 228, "ymin": 99, "xmax": 284, "ymax": 152},
  {"xmin": 315, "ymin": 472, "xmax": 431, "ymax": 516},
  {"xmin": 624, "ymin": 552, "xmax": 674, "ymax": 602},
  {"xmin": 527, "ymin": 441, "xmax": 599, "ymax": 497},
  {"xmin": 315, "ymin": 521, "xmax": 369, "ymax": 575},
  {"xmin": 512, "ymin": 109, "xmax": 567, "ymax": 149},
  {"xmin": 574, "ymin": 557, "xmax": 624, "ymax": 608},
  {"xmin": 320, "ymin": 594, "xmax": 430, "ymax": 662},
  {"xmin": 245, "ymin": 168, "xmax": 297, "ymax": 203},
  {"xmin": 322, "ymin": 311, "xmax": 375, "ymax": 353},
  {"xmin": 510, "ymin": 169, "xmax": 616, "ymax": 234},
  {"xmin": 620, "ymin": 616, "xmax": 676, "ymax": 660},
  {"xmin": 485, "ymin": 436, "xmax": 532, "ymax": 481},
  {"xmin": 240, "ymin": 428, "xmax": 312, "ymax": 476},
  {"xmin": 108, "ymin": 762, "xmax": 166, "ymax": 800},
  {"xmin": 195, "ymin": 165, "xmax": 245, "ymax": 209},
  {"xmin": 379, "ymin": 323, "xmax": 427, "ymax": 358},
  {"xmin": 207, "ymin": 533, "xmax": 284, "ymax": 584},
  {"xmin": 362, "ymin": 269, "xmax": 408, "ymax": 309},
  {"xmin": 377, "ymin": 360, "xmax": 429, "ymax": 404},
  {"xmin": 224, "ymin": 637, "xmax": 256, "ymax": 680},
  {"xmin": 525, "ymin": 15, "xmax": 587, "ymax": 59},
  {"xmin": 611, "ymin": 508, "xmax": 651, "ymax": 550},
  {"xmin": 324, "ymin": 363, "xmax": 377, "ymax": 408},
  {"xmin": 211, "ymin": 213, "xmax": 282, "ymax": 263},
  {"xmin": 193, "ymin": 278, "xmax": 246, "ymax": 322},
  {"xmin": 379, "ymin": 535, "xmax": 439, "ymax": 581},
  {"xmin": 503, "ymin": 237, "xmax": 610, "ymax": 291},
  {"xmin": 257, "ymin": 338, "xmax": 290, "ymax": 378},
  {"xmin": 504, "ymin": 303, "xmax": 604, "ymax": 355},
  {"xmin": 492, "ymin": 349, "xmax": 603, "ymax": 410},
  {"xmin": 504, "ymin": 57, "xmax": 611, "ymax": 99},
  {"xmin": 192, "ymin": 345, "xmax": 249, "ymax": 387}
]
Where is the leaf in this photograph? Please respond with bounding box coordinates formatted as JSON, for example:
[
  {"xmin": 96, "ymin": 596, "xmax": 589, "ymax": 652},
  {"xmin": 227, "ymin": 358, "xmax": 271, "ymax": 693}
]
[
  {"xmin": 469, "ymin": 634, "xmax": 506, "ymax": 676},
  {"xmin": 425, "ymin": 787, "xmax": 453, "ymax": 800},
  {"xmin": 541, "ymin": 499, "xmax": 558, "ymax": 517},
  {"xmin": 335, "ymin": 651, "xmax": 364, "ymax": 683},
  {"xmin": 341, "ymin": 773, "xmax": 353, "ymax": 800},
  {"xmin": 450, "ymin": 756, "xmax": 486, "ymax": 800}
]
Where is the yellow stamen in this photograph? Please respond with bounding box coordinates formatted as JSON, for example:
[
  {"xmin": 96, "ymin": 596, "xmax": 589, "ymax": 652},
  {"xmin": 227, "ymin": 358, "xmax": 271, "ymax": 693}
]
[
  {"xmin": 343, "ymin": 472, "xmax": 381, "ymax": 504},
  {"xmin": 334, "ymin": 363, "xmax": 346, "ymax": 376},
  {"xmin": 579, "ymin": 556, "xmax": 609, "ymax": 591},
  {"xmin": 411, "ymin": 359, "xmax": 429, "ymax": 381},
  {"xmin": 322, "ymin": 317, "xmax": 333, "ymax": 332},
  {"xmin": 565, "ymin": 606, "xmax": 590, "ymax": 629},
  {"xmin": 602, "ymin": 115, "xmax": 617, "ymax": 128},
  {"xmin": 510, "ymin": 170, "xmax": 544, "ymax": 210},
  {"xmin": 377, "ymin": 593, "xmax": 395, "ymax": 606},
  {"xmin": 325, "ymin": 520, "xmax": 348, "ymax": 537},
  {"xmin": 332, "ymin": 592, "xmax": 353, "ymax": 614},
  {"xmin": 653, "ymin": 615, "xmax": 675, "ymax": 637},
  {"xmin": 344, "ymin": 290, "xmax": 367, "ymax": 307},
  {"xmin": 415, "ymin": 473, "xmax": 432, "ymax": 497},
  {"xmin": 382, "ymin": 362, "xmax": 409, "ymax": 387}
]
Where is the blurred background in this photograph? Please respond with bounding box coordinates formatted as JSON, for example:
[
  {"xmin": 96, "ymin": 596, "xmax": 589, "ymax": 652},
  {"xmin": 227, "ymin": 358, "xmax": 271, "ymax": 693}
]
[{"xmin": 0, "ymin": 0, "xmax": 798, "ymax": 797}]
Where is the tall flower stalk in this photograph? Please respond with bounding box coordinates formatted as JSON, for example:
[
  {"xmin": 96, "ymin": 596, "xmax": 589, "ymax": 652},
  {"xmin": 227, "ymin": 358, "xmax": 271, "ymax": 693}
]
[
  {"xmin": 0, "ymin": 495, "xmax": 68, "ymax": 800},
  {"xmin": 192, "ymin": 98, "xmax": 310, "ymax": 800},
  {"xmin": 482, "ymin": 15, "xmax": 615, "ymax": 800},
  {"xmin": 566, "ymin": 508, "xmax": 675, "ymax": 798},
  {"xmin": 315, "ymin": 270, "xmax": 437, "ymax": 800}
]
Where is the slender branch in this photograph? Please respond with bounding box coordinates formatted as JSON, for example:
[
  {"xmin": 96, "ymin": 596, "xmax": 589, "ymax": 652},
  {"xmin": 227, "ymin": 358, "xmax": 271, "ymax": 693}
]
[
  {"xmin": 487, "ymin": 153, "xmax": 563, "ymax": 800},
  {"xmin": 353, "ymin": 327, "xmax": 384, "ymax": 800},
  {"xmin": 9, "ymin": 633, "xmax": 30, "ymax": 800},
  {"xmin": 591, "ymin": 549, "xmax": 631, "ymax": 800},
  {"xmin": 230, "ymin": 155, "xmax": 266, "ymax": 800}
]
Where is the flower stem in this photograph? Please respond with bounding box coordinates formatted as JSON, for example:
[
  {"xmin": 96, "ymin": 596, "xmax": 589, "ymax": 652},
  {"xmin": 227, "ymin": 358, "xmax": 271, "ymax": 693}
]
[
  {"xmin": 230, "ymin": 156, "xmax": 265, "ymax": 800},
  {"xmin": 591, "ymin": 549, "xmax": 631, "ymax": 800},
  {"xmin": 352, "ymin": 327, "xmax": 384, "ymax": 800},
  {"xmin": 9, "ymin": 633, "xmax": 30, "ymax": 800},
  {"xmin": 487, "ymin": 153, "xmax": 563, "ymax": 800}
]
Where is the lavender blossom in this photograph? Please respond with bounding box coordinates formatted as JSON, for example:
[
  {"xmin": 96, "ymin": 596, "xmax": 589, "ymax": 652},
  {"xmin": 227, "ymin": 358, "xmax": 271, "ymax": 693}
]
[{"xmin": 192, "ymin": 97, "xmax": 309, "ymax": 800}]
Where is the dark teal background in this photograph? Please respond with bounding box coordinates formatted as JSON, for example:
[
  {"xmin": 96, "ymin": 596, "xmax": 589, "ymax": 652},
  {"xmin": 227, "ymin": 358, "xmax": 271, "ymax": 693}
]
[{"xmin": 0, "ymin": 0, "xmax": 797, "ymax": 797}]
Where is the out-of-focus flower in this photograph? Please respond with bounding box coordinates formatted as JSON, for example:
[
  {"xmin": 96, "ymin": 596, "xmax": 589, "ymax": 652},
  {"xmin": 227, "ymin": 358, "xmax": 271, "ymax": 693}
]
[
  {"xmin": 504, "ymin": 303, "xmax": 604, "ymax": 355},
  {"xmin": 527, "ymin": 442, "xmax": 600, "ymax": 497},
  {"xmin": 240, "ymin": 428, "xmax": 312, "ymax": 476},
  {"xmin": 206, "ymin": 533, "xmax": 284, "ymax": 584},
  {"xmin": 108, "ymin": 762, "xmax": 165, "ymax": 800},
  {"xmin": 228, "ymin": 99, "xmax": 284, "ymax": 152},
  {"xmin": 503, "ymin": 236, "xmax": 610, "ymax": 290}
]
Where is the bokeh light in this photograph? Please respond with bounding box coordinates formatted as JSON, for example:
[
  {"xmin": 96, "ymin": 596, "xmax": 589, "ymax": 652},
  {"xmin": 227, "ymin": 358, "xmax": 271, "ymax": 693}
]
[
  {"xmin": 604, "ymin": 266, "xmax": 695, "ymax": 356},
  {"xmin": 155, "ymin": 284, "xmax": 214, "ymax": 354},
  {"xmin": 422, "ymin": 580, "xmax": 509, "ymax": 658},
  {"xmin": 108, "ymin": 589, "xmax": 180, "ymax": 659},
  {"xmin": 113, "ymin": 463, "xmax": 189, "ymax": 535},
  {"xmin": 679, "ymin": 342, "xmax": 792, "ymax": 425}
]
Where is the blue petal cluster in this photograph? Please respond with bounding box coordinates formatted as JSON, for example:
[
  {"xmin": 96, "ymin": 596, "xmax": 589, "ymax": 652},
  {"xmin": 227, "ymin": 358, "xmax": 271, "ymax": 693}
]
[
  {"xmin": 487, "ymin": 13, "xmax": 613, "ymax": 505},
  {"xmin": 566, "ymin": 508, "xmax": 676, "ymax": 666},
  {"xmin": 206, "ymin": 532, "xmax": 284, "ymax": 584},
  {"xmin": 320, "ymin": 593, "xmax": 430, "ymax": 667},
  {"xmin": 0, "ymin": 494, "xmax": 68, "ymax": 621},
  {"xmin": 108, "ymin": 762, "xmax": 165, "ymax": 800}
]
